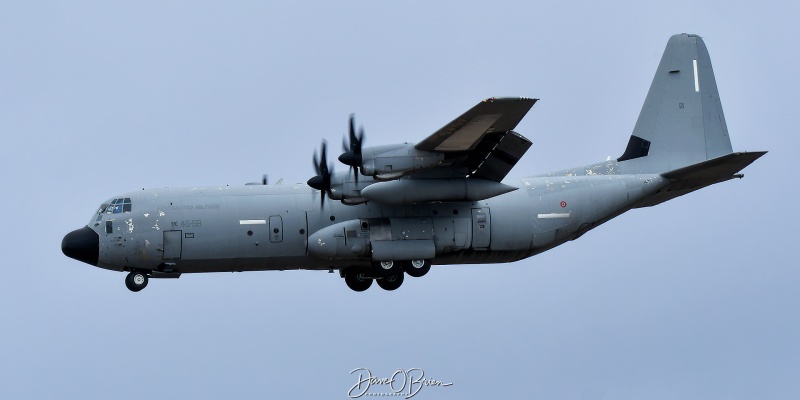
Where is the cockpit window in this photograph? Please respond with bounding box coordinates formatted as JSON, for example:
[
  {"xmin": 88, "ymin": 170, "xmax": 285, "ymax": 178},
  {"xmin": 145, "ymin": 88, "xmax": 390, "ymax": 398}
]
[
  {"xmin": 106, "ymin": 198, "xmax": 132, "ymax": 214},
  {"xmin": 96, "ymin": 204, "xmax": 109, "ymax": 222}
]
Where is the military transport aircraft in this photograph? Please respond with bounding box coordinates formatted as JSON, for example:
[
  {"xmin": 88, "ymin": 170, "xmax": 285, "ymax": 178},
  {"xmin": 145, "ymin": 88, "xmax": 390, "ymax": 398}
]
[{"xmin": 62, "ymin": 34, "xmax": 765, "ymax": 292}]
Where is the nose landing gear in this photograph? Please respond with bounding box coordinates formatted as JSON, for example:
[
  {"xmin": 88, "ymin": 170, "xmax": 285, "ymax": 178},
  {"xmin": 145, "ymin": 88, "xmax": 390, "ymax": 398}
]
[{"xmin": 125, "ymin": 271, "xmax": 149, "ymax": 292}]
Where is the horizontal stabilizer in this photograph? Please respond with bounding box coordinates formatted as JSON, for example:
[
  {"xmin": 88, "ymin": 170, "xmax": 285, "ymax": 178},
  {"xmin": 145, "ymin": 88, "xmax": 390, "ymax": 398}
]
[
  {"xmin": 661, "ymin": 151, "xmax": 767, "ymax": 182},
  {"xmin": 635, "ymin": 151, "xmax": 767, "ymax": 207}
]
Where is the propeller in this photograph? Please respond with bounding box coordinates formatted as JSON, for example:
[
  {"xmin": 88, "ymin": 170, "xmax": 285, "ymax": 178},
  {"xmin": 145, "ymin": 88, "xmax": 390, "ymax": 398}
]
[
  {"xmin": 307, "ymin": 140, "xmax": 333, "ymax": 208},
  {"xmin": 339, "ymin": 114, "xmax": 365, "ymax": 183}
]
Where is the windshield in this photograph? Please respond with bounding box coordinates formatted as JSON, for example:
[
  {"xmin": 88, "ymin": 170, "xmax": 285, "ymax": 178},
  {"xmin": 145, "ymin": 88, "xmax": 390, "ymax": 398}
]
[
  {"xmin": 93, "ymin": 198, "xmax": 133, "ymax": 224},
  {"xmin": 106, "ymin": 198, "xmax": 132, "ymax": 214}
]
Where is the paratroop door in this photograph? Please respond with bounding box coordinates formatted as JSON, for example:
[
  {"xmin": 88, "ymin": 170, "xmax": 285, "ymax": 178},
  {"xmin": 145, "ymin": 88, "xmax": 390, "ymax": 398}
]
[
  {"xmin": 471, "ymin": 208, "xmax": 491, "ymax": 249},
  {"xmin": 163, "ymin": 230, "xmax": 182, "ymax": 259}
]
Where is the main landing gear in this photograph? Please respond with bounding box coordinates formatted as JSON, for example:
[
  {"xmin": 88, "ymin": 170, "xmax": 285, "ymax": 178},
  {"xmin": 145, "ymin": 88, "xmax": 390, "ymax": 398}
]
[
  {"xmin": 342, "ymin": 259, "xmax": 431, "ymax": 292},
  {"xmin": 376, "ymin": 272, "xmax": 404, "ymax": 291},
  {"xmin": 404, "ymin": 259, "xmax": 431, "ymax": 278},
  {"xmin": 125, "ymin": 271, "xmax": 149, "ymax": 292},
  {"xmin": 344, "ymin": 270, "xmax": 372, "ymax": 292}
]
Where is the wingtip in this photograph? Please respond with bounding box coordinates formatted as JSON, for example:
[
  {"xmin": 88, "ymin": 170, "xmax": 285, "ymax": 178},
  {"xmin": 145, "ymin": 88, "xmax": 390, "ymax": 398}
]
[{"xmin": 482, "ymin": 96, "xmax": 539, "ymax": 103}]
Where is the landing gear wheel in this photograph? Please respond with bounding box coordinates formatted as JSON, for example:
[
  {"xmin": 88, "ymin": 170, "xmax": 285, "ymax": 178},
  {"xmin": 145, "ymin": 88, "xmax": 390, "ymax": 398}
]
[
  {"xmin": 125, "ymin": 271, "xmax": 149, "ymax": 292},
  {"xmin": 404, "ymin": 259, "xmax": 431, "ymax": 278},
  {"xmin": 373, "ymin": 260, "xmax": 402, "ymax": 277},
  {"xmin": 377, "ymin": 272, "xmax": 404, "ymax": 291},
  {"xmin": 344, "ymin": 270, "xmax": 373, "ymax": 292}
]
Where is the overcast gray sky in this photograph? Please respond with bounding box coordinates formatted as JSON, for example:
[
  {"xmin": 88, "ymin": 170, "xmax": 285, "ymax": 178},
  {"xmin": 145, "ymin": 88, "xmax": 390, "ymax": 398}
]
[{"xmin": 2, "ymin": 1, "xmax": 798, "ymax": 399}]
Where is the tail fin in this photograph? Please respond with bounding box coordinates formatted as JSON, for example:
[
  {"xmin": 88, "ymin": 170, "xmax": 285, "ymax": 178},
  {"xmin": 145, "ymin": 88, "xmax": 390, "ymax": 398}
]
[{"xmin": 618, "ymin": 34, "xmax": 733, "ymax": 173}]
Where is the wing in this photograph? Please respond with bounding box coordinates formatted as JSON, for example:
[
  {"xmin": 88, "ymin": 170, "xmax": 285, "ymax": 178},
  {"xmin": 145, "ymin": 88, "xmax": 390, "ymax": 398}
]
[
  {"xmin": 415, "ymin": 97, "xmax": 537, "ymax": 152},
  {"xmin": 415, "ymin": 97, "xmax": 537, "ymax": 181}
]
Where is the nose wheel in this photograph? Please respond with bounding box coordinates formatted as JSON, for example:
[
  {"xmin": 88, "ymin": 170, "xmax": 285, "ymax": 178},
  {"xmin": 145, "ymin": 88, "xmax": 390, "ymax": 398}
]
[{"xmin": 125, "ymin": 271, "xmax": 149, "ymax": 292}]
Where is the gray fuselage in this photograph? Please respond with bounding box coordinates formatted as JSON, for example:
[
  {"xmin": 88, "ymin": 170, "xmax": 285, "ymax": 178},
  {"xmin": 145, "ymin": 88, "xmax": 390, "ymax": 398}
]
[{"xmin": 88, "ymin": 164, "xmax": 667, "ymax": 275}]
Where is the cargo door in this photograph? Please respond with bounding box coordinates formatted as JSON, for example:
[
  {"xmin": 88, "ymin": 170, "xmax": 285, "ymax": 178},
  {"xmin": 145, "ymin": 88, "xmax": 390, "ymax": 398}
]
[
  {"xmin": 471, "ymin": 208, "xmax": 491, "ymax": 250},
  {"xmin": 163, "ymin": 230, "xmax": 183, "ymax": 260}
]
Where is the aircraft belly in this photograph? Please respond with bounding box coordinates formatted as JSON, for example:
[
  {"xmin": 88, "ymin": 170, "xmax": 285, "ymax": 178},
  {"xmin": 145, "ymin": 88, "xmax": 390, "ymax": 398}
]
[{"xmin": 175, "ymin": 256, "xmax": 321, "ymax": 273}]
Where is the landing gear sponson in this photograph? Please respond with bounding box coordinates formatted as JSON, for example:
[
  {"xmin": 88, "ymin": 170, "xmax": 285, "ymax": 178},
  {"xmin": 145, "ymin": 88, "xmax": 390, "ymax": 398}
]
[{"xmin": 342, "ymin": 259, "xmax": 431, "ymax": 292}]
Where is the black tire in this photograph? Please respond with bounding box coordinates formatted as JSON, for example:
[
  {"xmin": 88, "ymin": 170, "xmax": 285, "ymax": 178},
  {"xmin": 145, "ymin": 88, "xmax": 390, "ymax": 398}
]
[
  {"xmin": 344, "ymin": 270, "xmax": 373, "ymax": 292},
  {"xmin": 404, "ymin": 259, "xmax": 431, "ymax": 278},
  {"xmin": 372, "ymin": 260, "xmax": 402, "ymax": 277},
  {"xmin": 376, "ymin": 272, "xmax": 404, "ymax": 291},
  {"xmin": 125, "ymin": 271, "xmax": 148, "ymax": 292}
]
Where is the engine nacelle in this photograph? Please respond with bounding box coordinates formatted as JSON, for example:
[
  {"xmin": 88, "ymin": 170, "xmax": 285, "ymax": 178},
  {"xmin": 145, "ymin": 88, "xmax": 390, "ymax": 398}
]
[
  {"xmin": 359, "ymin": 144, "xmax": 444, "ymax": 180},
  {"xmin": 326, "ymin": 170, "xmax": 374, "ymax": 204},
  {"xmin": 360, "ymin": 178, "xmax": 517, "ymax": 205}
]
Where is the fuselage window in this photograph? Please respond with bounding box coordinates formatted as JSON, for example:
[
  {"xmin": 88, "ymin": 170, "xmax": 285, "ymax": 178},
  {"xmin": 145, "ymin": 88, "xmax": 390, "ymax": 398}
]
[
  {"xmin": 105, "ymin": 220, "xmax": 113, "ymax": 234},
  {"xmin": 106, "ymin": 198, "xmax": 132, "ymax": 214},
  {"xmin": 96, "ymin": 204, "xmax": 109, "ymax": 222}
]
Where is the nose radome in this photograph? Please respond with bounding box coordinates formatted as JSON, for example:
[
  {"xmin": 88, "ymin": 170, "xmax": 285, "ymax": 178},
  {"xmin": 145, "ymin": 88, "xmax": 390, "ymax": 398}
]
[{"xmin": 62, "ymin": 226, "xmax": 99, "ymax": 266}]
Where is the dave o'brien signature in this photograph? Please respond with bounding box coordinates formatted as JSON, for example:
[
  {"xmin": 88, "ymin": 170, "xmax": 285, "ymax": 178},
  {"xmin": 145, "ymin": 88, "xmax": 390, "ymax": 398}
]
[{"xmin": 348, "ymin": 367, "xmax": 453, "ymax": 399}]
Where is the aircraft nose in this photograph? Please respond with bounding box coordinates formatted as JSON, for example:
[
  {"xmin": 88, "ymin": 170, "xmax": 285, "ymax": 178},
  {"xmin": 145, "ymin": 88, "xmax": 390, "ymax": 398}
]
[{"xmin": 62, "ymin": 226, "xmax": 99, "ymax": 266}]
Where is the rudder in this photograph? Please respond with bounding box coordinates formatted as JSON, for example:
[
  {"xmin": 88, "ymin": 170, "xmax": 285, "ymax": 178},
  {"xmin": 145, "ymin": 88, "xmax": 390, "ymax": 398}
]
[{"xmin": 618, "ymin": 34, "xmax": 733, "ymax": 173}]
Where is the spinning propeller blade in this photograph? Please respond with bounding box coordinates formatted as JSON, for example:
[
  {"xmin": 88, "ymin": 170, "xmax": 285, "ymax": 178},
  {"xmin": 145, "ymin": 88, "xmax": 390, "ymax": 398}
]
[
  {"xmin": 307, "ymin": 140, "xmax": 333, "ymax": 208},
  {"xmin": 339, "ymin": 114, "xmax": 365, "ymax": 183}
]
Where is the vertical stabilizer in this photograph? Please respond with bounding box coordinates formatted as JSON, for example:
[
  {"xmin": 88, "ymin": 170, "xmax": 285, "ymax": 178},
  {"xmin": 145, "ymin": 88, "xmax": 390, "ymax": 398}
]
[{"xmin": 618, "ymin": 34, "xmax": 733, "ymax": 173}]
